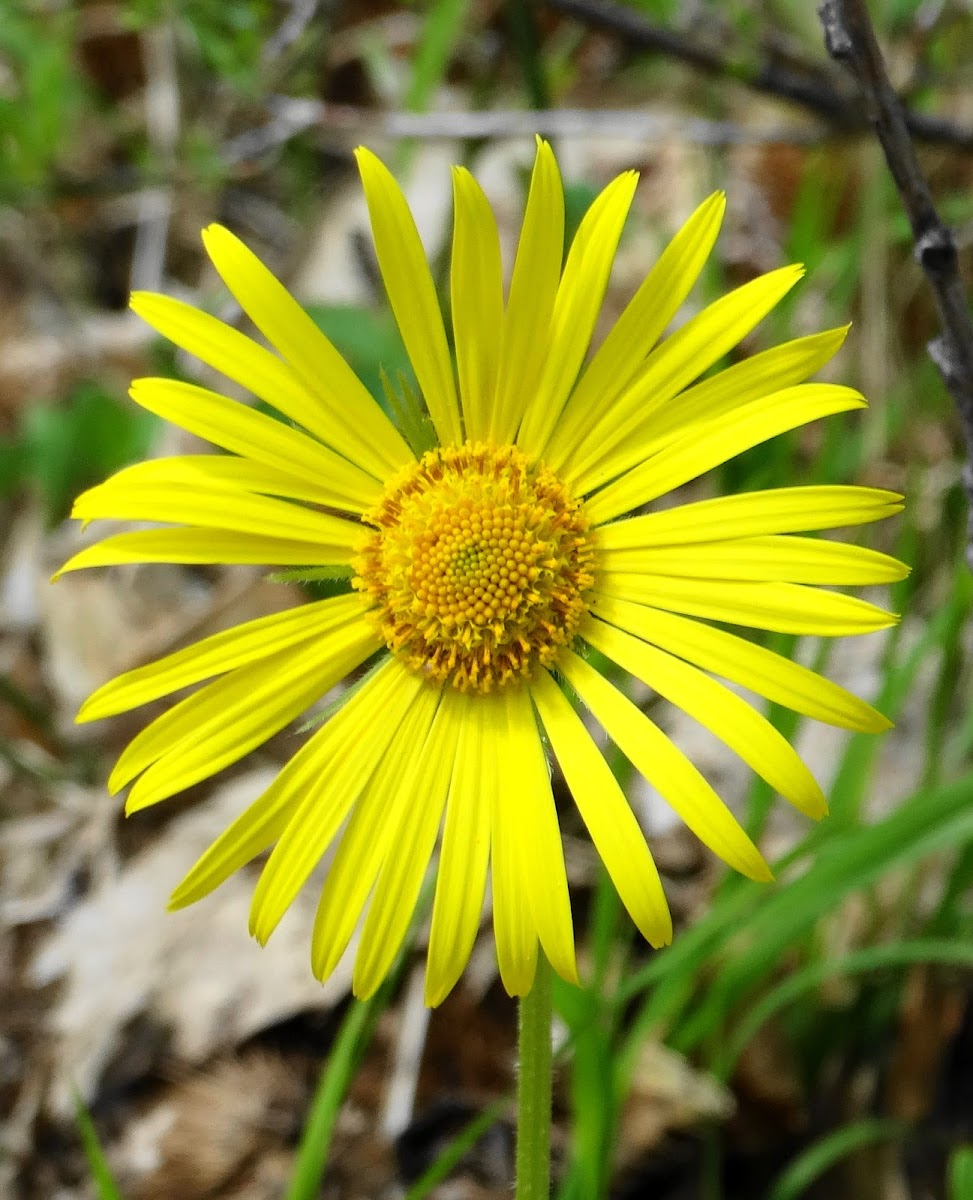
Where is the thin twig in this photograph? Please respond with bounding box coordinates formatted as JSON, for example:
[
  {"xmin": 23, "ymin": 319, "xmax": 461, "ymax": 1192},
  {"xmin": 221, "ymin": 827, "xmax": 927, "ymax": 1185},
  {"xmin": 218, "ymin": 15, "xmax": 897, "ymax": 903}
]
[
  {"xmin": 546, "ymin": 0, "xmax": 973, "ymax": 152},
  {"xmin": 220, "ymin": 99, "xmax": 821, "ymax": 164},
  {"xmin": 819, "ymin": 0, "xmax": 973, "ymax": 565}
]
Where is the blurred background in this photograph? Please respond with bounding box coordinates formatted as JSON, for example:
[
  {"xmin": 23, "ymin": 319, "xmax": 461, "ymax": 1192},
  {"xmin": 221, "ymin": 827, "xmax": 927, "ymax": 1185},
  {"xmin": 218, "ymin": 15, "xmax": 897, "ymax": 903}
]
[{"xmin": 2, "ymin": 1, "xmax": 973, "ymax": 1198}]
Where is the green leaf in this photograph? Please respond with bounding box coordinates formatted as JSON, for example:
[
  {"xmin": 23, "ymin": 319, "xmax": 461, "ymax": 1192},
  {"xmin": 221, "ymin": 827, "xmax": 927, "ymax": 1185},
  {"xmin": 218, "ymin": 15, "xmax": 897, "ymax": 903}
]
[
  {"xmin": 21, "ymin": 380, "xmax": 157, "ymax": 526},
  {"xmin": 306, "ymin": 305, "xmax": 413, "ymax": 408}
]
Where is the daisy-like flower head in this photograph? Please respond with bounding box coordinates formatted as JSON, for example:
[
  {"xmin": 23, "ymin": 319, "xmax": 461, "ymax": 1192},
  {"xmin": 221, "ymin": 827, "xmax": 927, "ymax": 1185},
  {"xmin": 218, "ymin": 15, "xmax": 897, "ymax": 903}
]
[{"xmin": 59, "ymin": 140, "xmax": 907, "ymax": 1005}]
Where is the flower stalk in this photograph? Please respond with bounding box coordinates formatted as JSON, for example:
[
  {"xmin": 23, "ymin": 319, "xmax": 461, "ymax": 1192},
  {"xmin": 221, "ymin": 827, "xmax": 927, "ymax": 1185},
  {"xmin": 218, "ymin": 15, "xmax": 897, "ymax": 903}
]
[{"xmin": 516, "ymin": 953, "xmax": 554, "ymax": 1199}]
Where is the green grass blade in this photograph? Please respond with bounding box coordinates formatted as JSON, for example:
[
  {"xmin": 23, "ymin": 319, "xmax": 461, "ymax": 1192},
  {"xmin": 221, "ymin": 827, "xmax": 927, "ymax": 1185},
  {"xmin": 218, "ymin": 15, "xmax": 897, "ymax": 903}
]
[
  {"xmin": 403, "ymin": 1099, "xmax": 509, "ymax": 1200},
  {"xmin": 72, "ymin": 1088, "xmax": 124, "ymax": 1200},
  {"xmin": 671, "ymin": 772, "xmax": 973, "ymax": 1054},
  {"xmin": 404, "ymin": 0, "xmax": 473, "ymax": 114},
  {"xmin": 949, "ymin": 1146, "xmax": 973, "ymax": 1200},
  {"xmin": 767, "ymin": 1119, "xmax": 906, "ymax": 1200},
  {"xmin": 715, "ymin": 938, "xmax": 973, "ymax": 1080},
  {"xmin": 285, "ymin": 995, "xmax": 382, "ymax": 1200}
]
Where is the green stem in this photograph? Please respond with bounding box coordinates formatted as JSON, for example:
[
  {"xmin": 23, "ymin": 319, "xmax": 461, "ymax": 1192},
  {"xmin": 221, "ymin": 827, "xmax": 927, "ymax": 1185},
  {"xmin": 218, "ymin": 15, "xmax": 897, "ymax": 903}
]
[{"xmin": 516, "ymin": 952, "xmax": 554, "ymax": 1200}]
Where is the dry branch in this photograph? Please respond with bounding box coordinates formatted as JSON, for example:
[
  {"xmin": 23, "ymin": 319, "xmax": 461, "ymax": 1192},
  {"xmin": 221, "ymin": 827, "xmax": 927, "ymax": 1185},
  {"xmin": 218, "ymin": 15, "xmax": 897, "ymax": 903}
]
[
  {"xmin": 546, "ymin": 0, "xmax": 973, "ymax": 152},
  {"xmin": 819, "ymin": 0, "xmax": 973, "ymax": 564}
]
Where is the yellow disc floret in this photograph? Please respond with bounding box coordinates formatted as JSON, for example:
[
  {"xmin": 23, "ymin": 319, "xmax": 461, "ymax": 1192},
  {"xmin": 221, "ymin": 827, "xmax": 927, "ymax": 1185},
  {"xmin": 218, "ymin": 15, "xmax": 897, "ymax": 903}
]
[{"xmin": 354, "ymin": 442, "xmax": 596, "ymax": 693}]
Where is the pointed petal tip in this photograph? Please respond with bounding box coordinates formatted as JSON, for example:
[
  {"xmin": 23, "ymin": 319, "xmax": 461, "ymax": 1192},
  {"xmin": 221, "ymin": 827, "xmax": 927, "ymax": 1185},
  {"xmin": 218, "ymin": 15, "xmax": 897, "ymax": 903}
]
[
  {"xmin": 749, "ymin": 859, "xmax": 776, "ymax": 884},
  {"xmin": 129, "ymin": 290, "xmax": 158, "ymax": 316},
  {"xmin": 646, "ymin": 916, "xmax": 674, "ymax": 948},
  {"xmin": 423, "ymin": 978, "xmax": 451, "ymax": 1008},
  {"xmin": 249, "ymin": 916, "xmax": 271, "ymax": 947},
  {"xmin": 200, "ymin": 222, "xmax": 231, "ymax": 246},
  {"xmin": 555, "ymin": 957, "xmax": 581, "ymax": 989}
]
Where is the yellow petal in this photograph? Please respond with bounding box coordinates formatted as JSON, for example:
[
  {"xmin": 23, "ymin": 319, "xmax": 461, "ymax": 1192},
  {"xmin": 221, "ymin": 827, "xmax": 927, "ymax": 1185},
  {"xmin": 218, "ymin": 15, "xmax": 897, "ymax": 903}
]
[
  {"xmin": 425, "ymin": 693, "xmax": 491, "ymax": 1006},
  {"xmin": 563, "ymin": 264, "xmax": 805, "ymax": 487},
  {"xmin": 517, "ymin": 171, "xmax": 638, "ymax": 458},
  {"xmin": 355, "ymin": 147, "xmax": 462, "ymax": 446},
  {"xmin": 78, "ymin": 454, "xmax": 354, "ymax": 509},
  {"xmin": 169, "ymin": 656, "xmax": 398, "ymax": 910},
  {"xmin": 623, "ymin": 325, "xmax": 850, "ymax": 459},
  {"xmin": 72, "ymin": 475, "xmax": 362, "ymax": 550},
  {"xmin": 599, "ymin": 534, "xmax": 909, "ymax": 586},
  {"xmin": 54, "ymin": 527, "xmax": 355, "ymax": 579},
  {"xmin": 249, "ymin": 660, "xmax": 424, "ymax": 944},
  {"xmin": 585, "ymin": 383, "xmax": 867, "ymax": 524},
  {"xmin": 201, "ymin": 223, "xmax": 412, "ymax": 478},
  {"xmin": 582, "ymin": 616, "xmax": 826, "ymax": 818},
  {"xmin": 353, "ymin": 691, "xmax": 458, "ymax": 999},
  {"xmin": 545, "ymin": 191, "xmax": 726, "ymax": 472},
  {"xmin": 129, "ymin": 378, "xmax": 380, "ymax": 511},
  {"xmin": 168, "ymin": 780, "xmax": 305, "ymax": 910},
  {"xmin": 591, "ymin": 592, "xmax": 891, "ymax": 732},
  {"xmin": 530, "ymin": 670, "xmax": 672, "ymax": 947},
  {"xmin": 594, "ymin": 485, "xmax": 905, "ymax": 549},
  {"xmin": 130, "ymin": 292, "xmax": 366, "ymax": 456},
  {"xmin": 491, "ymin": 138, "xmax": 564, "ymax": 444},
  {"xmin": 597, "ymin": 576, "xmax": 898, "ymax": 636},
  {"xmin": 122, "ymin": 622, "xmax": 379, "ymax": 811},
  {"xmin": 79, "ymin": 593, "xmax": 368, "ymax": 723},
  {"xmin": 450, "ymin": 168, "xmax": 503, "ymax": 442},
  {"xmin": 560, "ymin": 650, "xmax": 772, "ymax": 880},
  {"xmin": 312, "ymin": 681, "xmax": 443, "ymax": 984},
  {"xmin": 506, "ymin": 686, "xmax": 577, "ymax": 985},
  {"xmin": 486, "ymin": 690, "xmax": 538, "ymax": 996}
]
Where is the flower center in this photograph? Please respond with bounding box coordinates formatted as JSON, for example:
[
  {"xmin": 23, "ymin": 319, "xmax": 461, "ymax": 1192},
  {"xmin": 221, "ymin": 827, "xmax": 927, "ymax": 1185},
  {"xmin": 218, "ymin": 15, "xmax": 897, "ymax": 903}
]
[{"xmin": 353, "ymin": 442, "xmax": 596, "ymax": 693}]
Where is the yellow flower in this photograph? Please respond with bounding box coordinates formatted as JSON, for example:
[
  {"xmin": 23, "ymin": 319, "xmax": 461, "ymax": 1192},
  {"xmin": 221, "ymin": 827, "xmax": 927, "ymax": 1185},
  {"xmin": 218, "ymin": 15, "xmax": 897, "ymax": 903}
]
[{"xmin": 58, "ymin": 141, "xmax": 906, "ymax": 1005}]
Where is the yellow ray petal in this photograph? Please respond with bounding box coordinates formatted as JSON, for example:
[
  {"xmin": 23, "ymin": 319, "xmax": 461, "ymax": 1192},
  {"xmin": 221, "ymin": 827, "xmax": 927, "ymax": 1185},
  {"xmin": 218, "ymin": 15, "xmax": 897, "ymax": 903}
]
[
  {"xmin": 79, "ymin": 593, "xmax": 368, "ymax": 723},
  {"xmin": 599, "ymin": 534, "xmax": 909, "ymax": 586},
  {"xmin": 72, "ymin": 475, "xmax": 362, "ymax": 549},
  {"xmin": 130, "ymin": 292, "xmax": 369, "ymax": 457},
  {"xmin": 80, "ymin": 454, "xmax": 355, "ymax": 509},
  {"xmin": 353, "ymin": 692, "xmax": 459, "ymax": 999},
  {"xmin": 597, "ymin": 576, "xmax": 898, "ymax": 636},
  {"xmin": 591, "ymin": 592, "xmax": 891, "ymax": 732},
  {"xmin": 503, "ymin": 686, "xmax": 578, "ymax": 986},
  {"xmin": 169, "ymin": 655, "xmax": 401, "ymax": 910},
  {"xmin": 450, "ymin": 168, "xmax": 503, "ymax": 442},
  {"xmin": 560, "ymin": 650, "xmax": 772, "ymax": 880},
  {"xmin": 129, "ymin": 378, "xmax": 380, "ymax": 511},
  {"xmin": 312, "ymin": 680, "xmax": 443, "ymax": 984},
  {"xmin": 425, "ymin": 693, "xmax": 491, "ymax": 1006},
  {"xmin": 530, "ymin": 670, "xmax": 672, "ymax": 947},
  {"xmin": 168, "ymin": 785, "xmax": 303, "ymax": 911},
  {"xmin": 122, "ymin": 622, "xmax": 379, "ymax": 811},
  {"xmin": 584, "ymin": 383, "xmax": 867, "ymax": 525},
  {"xmin": 581, "ymin": 616, "xmax": 826, "ymax": 818},
  {"xmin": 201, "ymin": 224, "xmax": 412, "ymax": 478},
  {"xmin": 594, "ymin": 485, "xmax": 905, "ymax": 549},
  {"xmin": 517, "ymin": 170, "xmax": 638, "ymax": 458},
  {"xmin": 545, "ymin": 191, "xmax": 726, "ymax": 472},
  {"xmin": 623, "ymin": 326, "xmax": 850, "ymax": 460},
  {"xmin": 486, "ymin": 691, "xmax": 538, "ymax": 996},
  {"xmin": 54, "ymin": 527, "xmax": 355, "ymax": 579},
  {"xmin": 563, "ymin": 264, "xmax": 805, "ymax": 486},
  {"xmin": 491, "ymin": 138, "xmax": 564, "ymax": 444},
  {"xmin": 249, "ymin": 660, "xmax": 425, "ymax": 944},
  {"xmin": 355, "ymin": 147, "xmax": 462, "ymax": 446}
]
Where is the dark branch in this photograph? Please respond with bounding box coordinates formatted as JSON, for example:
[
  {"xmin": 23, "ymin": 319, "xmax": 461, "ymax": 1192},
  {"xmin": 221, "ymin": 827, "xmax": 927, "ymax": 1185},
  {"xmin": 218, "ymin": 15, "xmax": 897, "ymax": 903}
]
[
  {"xmin": 545, "ymin": 0, "xmax": 973, "ymax": 152},
  {"xmin": 819, "ymin": 0, "xmax": 973, "ymax": 565}
]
